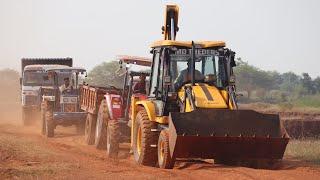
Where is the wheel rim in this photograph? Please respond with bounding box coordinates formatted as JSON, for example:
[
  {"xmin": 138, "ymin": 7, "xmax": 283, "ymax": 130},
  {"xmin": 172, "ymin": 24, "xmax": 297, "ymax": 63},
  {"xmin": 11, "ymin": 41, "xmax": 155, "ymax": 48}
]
[
  {"xmin": 136, "ymin": 127, "xmax": 142, "ymax": 156},
  {"xmin": 159, "ymin": 139, "xmax": 165, "ymax": 164}
]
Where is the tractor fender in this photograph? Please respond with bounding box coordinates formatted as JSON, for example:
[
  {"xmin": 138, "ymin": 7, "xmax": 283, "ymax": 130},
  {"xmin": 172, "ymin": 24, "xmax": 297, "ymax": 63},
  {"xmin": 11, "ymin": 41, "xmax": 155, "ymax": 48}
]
[{"xmin": 135, "ymin": 101, "xmax": 156, "ymax": 122}]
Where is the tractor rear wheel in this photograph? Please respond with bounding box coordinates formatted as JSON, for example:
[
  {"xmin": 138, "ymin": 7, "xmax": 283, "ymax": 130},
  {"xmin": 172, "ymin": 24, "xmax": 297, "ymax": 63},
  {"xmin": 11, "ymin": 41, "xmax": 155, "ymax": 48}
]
[
  {"xmin": 133, "ymin": 109, "xmax": 159, "ymax": 167},
  {"xmin": 44, "ymin": 102, "xmax": 54, "ymax": 138},
  {"xmin": 106, "ymin": 120, "xmax": 120, "ymax": 158},
  {"xmin": 85, "ymin": 113, "xmax": 97, "ymax": 145},
  {"xmin": 158, "ymin": 129, "xmax": 175, "ymax": 169},
  {"xmin": 95, "ymin": 100, "xmax": 108, "ymax": 149}
]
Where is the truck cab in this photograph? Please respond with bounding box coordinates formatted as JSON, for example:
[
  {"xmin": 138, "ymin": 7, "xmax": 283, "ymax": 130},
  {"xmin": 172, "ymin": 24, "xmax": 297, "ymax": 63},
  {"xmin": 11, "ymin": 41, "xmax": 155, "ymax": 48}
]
[{"xmin": 20, "ymin": 58, "xmax": 72, "ymax": 125}]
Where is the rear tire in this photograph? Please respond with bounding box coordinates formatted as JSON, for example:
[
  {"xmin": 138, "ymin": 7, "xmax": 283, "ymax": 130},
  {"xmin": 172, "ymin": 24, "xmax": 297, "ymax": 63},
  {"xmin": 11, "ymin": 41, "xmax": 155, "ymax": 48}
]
[
  {"xmin": 133, "ymin": 109, "xmax": 159, "ymax": 167},
  {"xmin": 44, "ymin": 102, "xmax": 54, "ymax": 138},
  {"xmin": 106, "ymin": 120, "xmax": 120, "ymax": 158},
  {"xmin": 85, "ymin": 113, "xmax": 97, "ymax": 145},
  {"xmin": 158, "ymin": 129, "xmax": 175, "ymax": 169},
  {"xmin": 95, "ymin": 100, "xmax": 108, "ymax": 149}
]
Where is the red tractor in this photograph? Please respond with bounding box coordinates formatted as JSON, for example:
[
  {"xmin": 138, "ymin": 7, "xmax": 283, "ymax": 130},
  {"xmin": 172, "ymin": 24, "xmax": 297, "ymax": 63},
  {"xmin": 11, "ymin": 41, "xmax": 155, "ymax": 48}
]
[{"xmin": 80, "ymin": 56, "xmax": 151, "ymax": 157}]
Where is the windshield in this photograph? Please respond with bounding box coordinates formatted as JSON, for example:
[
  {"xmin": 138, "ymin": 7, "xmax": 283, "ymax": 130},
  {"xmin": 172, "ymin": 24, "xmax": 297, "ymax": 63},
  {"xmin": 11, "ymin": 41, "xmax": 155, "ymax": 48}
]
[
  {"xmin": 170, "ymin": 48, "xmax": 227, "ymax": 89},
  {"xmin": 23, "ymin": 71, "xmax": 52, "ymax": 86},
  {"xmin": 23, "ymin": 71, "xmax": 71, "ymax": 86}
]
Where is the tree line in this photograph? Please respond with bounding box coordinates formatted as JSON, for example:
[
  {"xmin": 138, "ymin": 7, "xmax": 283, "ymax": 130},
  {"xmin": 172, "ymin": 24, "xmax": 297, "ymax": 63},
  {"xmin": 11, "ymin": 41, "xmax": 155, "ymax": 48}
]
[{"xmin": 234, "ymin": 58, "xmax": 320, "ymax": 103}]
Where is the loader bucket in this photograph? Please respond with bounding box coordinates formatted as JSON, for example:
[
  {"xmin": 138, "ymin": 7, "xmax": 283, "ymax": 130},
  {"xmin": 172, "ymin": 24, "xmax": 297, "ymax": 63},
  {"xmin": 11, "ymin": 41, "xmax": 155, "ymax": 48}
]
[{"xmin": 168, "ymin": 109, "xmax": 289, "ymax": 161}]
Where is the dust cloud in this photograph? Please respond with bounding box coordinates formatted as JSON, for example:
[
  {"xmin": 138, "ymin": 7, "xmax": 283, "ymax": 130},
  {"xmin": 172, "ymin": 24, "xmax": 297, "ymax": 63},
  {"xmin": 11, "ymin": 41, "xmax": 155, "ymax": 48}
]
[{"xmin": 0, "ymin": 69, "xmax": 21, "ymax": 125}]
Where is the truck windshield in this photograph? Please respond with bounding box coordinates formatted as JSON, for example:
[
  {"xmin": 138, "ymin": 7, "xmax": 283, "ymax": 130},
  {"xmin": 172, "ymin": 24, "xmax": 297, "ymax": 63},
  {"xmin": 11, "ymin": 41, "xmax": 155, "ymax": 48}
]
[
  {"xmin": 23, "ymin": 71, "xmax": 52, "ymax": 86},
  {"xmin": 170, "ymin": 48, "xmax": 228, "ymax": 88},
  {"xmin": 23, "ymin": 71, "xmax": 71, "ymax": 86}
]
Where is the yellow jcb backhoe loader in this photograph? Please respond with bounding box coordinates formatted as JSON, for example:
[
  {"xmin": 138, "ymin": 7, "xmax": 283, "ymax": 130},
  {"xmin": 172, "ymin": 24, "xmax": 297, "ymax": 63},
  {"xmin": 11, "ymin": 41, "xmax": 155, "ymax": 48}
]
[{"xmin": 130, "ymin": 4, "xmax": 289, "ymax": 169}]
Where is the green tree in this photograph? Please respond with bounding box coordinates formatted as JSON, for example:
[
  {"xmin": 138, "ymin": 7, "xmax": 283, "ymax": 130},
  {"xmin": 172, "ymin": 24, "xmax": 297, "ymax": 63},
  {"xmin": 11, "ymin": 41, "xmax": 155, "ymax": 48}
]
[
  {"xmin": 301, "ymin": 73, "xmax": 314, "ymax": 94},
  {"xmin": 313, "ymin": 77, "xmax": 320, "ymax": 93},
  {"xmin": 86, "ymin": 61, "xmax": 124, "ymax": 88},
  {"xmin": 234, "ymin": 58, "xmax": 274, "ymax": 99}
]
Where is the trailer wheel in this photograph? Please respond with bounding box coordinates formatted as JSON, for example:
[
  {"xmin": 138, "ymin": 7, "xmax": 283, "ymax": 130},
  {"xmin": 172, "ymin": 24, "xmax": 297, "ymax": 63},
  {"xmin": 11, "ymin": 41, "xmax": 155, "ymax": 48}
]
[
  {"xmin": 133, "ymin": 109, "xmax": 159, "ymax": 167},
  {"xmin": 44, "ymin": 102, "xmax": 54, "ymax": 138},
  {"xmin": 106, "ymin": 120, "xmax": 120, "ymax": 158},
  {"xmin": 85, "ymin": 113, "xmax": 97, "ymax": 145},
  {"xmin": 158, "ymin": 129, "xmax": 175, "ymax": 169},
  {"xmin": 95, "ymin": 100, "xmax": 108, "ymax": 149}
]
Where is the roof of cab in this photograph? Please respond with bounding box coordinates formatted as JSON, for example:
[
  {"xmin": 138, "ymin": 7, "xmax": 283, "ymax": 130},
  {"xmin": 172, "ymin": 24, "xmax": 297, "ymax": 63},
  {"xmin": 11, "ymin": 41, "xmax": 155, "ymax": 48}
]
[
  {"xmin": 45, "ymin": 66, "xmax": 86, "ymax": 73},
  {"xmin": 150, "ymin": 40, "xmax": 226, "ymax": 48},
  {"xmin": 24, "ymin": 64, "xmax": 70, "ymax": 71}
]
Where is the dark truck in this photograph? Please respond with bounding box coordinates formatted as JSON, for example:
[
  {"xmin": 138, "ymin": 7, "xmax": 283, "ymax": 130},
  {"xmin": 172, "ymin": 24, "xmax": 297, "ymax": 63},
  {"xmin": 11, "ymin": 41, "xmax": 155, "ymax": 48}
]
[
  {"xmin": 20, "ymin": 58, "xmax": 72, "ymax": 125},
  {"xmin": 40, "ymin": 66, "xmax": 87, "ymax": 137}
]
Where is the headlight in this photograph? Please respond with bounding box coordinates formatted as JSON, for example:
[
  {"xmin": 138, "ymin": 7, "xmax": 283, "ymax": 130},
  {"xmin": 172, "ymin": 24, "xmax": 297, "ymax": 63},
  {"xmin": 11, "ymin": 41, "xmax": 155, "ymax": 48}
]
[{"xmin": 23, "ymin": 91, "xmax": 37, "ymax": 96}]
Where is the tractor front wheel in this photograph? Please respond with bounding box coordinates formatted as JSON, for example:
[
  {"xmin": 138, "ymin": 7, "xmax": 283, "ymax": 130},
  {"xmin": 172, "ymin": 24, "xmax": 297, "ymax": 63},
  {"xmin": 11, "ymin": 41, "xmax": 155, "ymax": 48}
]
[{"xmin": 133, "ymin": 109, "xmax": 159, "ymax": 167}]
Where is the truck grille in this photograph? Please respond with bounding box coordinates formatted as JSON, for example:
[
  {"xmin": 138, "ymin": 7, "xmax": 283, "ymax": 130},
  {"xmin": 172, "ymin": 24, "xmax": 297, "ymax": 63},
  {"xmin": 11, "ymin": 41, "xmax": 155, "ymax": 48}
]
[{"xmin": 25, "ymin": 95, "xmax": 38, "ymax": 106}]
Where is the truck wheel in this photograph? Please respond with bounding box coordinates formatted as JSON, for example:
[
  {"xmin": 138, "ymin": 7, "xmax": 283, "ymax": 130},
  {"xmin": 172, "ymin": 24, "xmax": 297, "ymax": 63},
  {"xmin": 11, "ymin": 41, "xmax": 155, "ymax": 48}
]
[
  {"xmin": 106, "ymin": 120, "xmax": 120, "ymax": 158},
  {"xmin": 85, "ymin": 113, "xmax": 96, "ymax": 145},
  {"xmin": 95, "ymin": 100, "xmax": 108, "ymax": 149},
  {"xmin": 133, "ymin": 109, "xmax": 159, "ymax": 167},
  {"xmin": 45, "ymin": 103, "xmax": 54, "ymax": 138},
  {"xmin": 158, "ymin": 129, "xmax": 175, "ymax": 169}
]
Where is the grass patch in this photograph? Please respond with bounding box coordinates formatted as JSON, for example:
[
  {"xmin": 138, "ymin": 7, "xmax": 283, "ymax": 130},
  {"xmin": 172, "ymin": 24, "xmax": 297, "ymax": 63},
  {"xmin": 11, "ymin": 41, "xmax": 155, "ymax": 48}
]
[
  {"xmin": 285, "ymin": 139, "xmax": 320, "ymax": 164},
  {"xmin": 293, "ymin": 95, "xmax": 320, "ymax": 108}
]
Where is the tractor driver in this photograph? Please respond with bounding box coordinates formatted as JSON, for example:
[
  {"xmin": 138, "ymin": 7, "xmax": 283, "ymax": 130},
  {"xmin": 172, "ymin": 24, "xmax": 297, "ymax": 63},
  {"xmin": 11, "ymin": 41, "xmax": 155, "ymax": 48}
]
[
  {"xmin": 133, "ymin": 74, "xmax": 146, "ymax": 94},
  {"xmin": 59, "ymin": 77, "xmax": 73, "ymax": 93},
  {"xmin": 174, "ymin": 61, "xmax": 204, "ymax": 90}
]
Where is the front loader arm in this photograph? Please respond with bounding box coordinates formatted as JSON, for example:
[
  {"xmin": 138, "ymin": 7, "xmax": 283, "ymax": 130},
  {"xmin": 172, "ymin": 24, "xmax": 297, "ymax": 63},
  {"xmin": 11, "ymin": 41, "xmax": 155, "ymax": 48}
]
[{"xmin": 162, "ymin": 4, "xmax": 179, "ymax": 40}]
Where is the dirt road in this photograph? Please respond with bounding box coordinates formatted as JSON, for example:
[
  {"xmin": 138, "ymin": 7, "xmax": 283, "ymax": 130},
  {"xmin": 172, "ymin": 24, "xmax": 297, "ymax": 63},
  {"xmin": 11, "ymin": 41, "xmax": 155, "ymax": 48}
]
[{"xmin": 1, "ymin": 106, "xmax": 320, "ymax": 179}]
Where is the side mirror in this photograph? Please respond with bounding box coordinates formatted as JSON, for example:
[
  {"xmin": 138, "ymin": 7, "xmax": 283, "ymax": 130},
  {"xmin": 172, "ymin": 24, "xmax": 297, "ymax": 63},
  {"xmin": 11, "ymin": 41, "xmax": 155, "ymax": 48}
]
[{"xmin": 229, "ymin": 75, "xmax": 236, "ymax": 85}]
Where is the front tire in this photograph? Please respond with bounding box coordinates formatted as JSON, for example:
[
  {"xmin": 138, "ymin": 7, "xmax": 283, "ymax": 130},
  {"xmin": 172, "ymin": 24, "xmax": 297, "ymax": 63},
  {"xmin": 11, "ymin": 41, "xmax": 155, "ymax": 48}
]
[
  {"xmin": 95, "ymin": 100, "xmax": 108, "ymax": 149},
  {"xmin": 41, "ymin": 103, "xmax": 46, "ymax": 135},
  {"xmin": 133, "ymin": 109, "xmax": 159, "ymax": 167},
  {"xmin": 44, "ymin": 102, "xmax": 54, "ymax": 138},
  {"xmin": 106, "ymin": 120, "xmax": 120, "ymax": 158},
  {"xmin": 158, "ymin": 129, "xmax": 175, "ymax": 169},
  {"xmin": 85, "ymin": 113, "xmax": 97, "ymax": 145}
]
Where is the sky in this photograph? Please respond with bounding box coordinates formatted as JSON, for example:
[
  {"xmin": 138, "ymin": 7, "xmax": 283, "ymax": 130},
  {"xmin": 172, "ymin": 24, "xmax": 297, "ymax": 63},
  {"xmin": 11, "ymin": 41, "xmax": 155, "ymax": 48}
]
[{"xmin": 0, "ymin": 0, "xmax": 319, "ymax": 77}]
